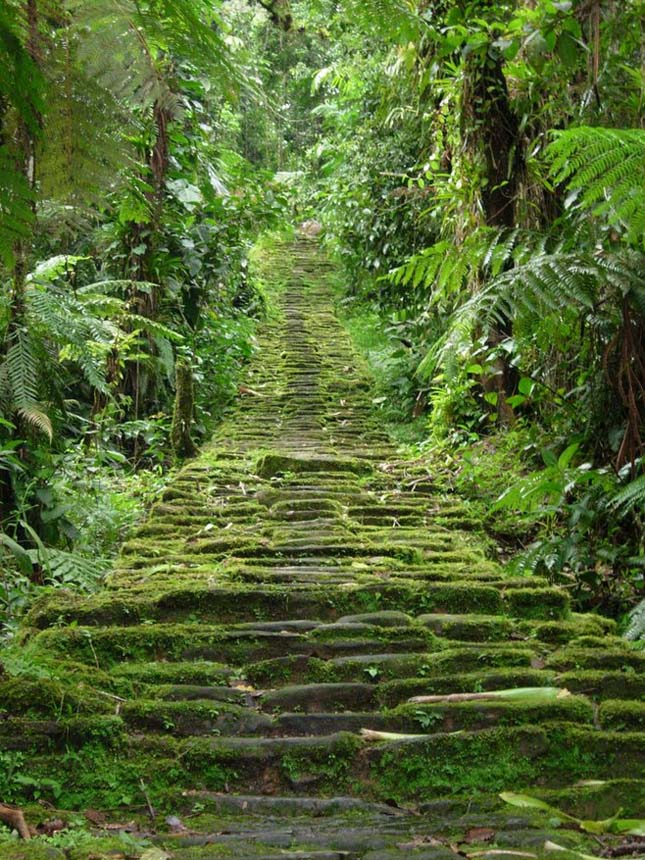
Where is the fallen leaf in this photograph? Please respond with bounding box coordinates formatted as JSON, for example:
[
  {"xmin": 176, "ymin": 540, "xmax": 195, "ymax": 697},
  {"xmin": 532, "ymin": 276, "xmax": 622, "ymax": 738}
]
[
  {"xmin": 464, "ymin": 828, "xmax": 496, "ymax": 843},
  {"xmin": 104, "ymin": 820, "xmax": 138, "ymax": 831},
  {"xmin": 468, "ymin": 852, "xmax": 537, "ymax": 858},
  {"xmin": 37, "ymin": 818, "xmax": 66, "ymax": 836},
  {"xmin": 85, "ymin": 808, "xmax": 107, "ymax": 826},
  {"xmin": 397, "ymin": 835, "xmax": 445, "ymax": 849},
  {"xmin": 140, "ymin": 849, "xmax": 172, "ymax": 860},
  {"xmin": 543, "ymin": 841, "xmax": 599, "ymax": 860}
]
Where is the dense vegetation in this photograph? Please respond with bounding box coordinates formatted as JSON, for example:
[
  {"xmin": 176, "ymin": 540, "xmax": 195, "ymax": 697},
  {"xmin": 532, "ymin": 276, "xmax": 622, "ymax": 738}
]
[{"xmin": 0, "ymin": 0, "xmax": 643, "ymax": 639}]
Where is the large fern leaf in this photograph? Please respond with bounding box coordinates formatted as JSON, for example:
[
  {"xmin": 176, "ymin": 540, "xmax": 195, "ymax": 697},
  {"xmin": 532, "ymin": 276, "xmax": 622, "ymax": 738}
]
[
  {"xmin": 611, "ymin": 474, "xmax": 645, "ymax": 514},
  {"xmin": 624, "ymin": 598, "xmax": 645, "ymax": 642},
  {"xmin": 3, "ymin": 328, "xmax": 53, "ymax": 440},
  {"xmin": 549, "ymin": 127, "xmax": 645, "ymax": 249}
]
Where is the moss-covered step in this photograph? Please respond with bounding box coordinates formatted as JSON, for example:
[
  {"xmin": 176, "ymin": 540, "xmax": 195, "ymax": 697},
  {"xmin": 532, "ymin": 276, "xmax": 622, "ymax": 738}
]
[
  {"xmin": 25, "ymin": 581, "xmax": 571, "ymax": 629},
  {"xmin": 28, "ymin": 621, "xmax": 442, "ymax": 666},
  {"xmin": 8, "ymin": 726, "xmax": 645, "ymax": 808}
]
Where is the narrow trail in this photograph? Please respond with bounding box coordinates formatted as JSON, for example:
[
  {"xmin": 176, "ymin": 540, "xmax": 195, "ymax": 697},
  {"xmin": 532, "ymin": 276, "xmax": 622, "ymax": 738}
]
[{"xmin": 2, "ymin": 241, "xmax": 644, "ymax": 859}]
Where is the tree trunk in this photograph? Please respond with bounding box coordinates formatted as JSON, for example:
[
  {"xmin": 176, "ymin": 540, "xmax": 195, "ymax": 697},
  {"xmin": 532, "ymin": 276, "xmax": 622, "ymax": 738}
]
[
  {"xmin": 0, "ymin": 0, "xmax": 43, "ymax": 527},
  {"xmin": 461, "ymin": 43, "xmax": 522, "ymax": 424},
  {"xmin": 123, "ymin": 99, "xmax": 173, "ymax": 425},
  {"xmin": 170, "ymin": 358, "xmax": 197, "ymax": 460}
]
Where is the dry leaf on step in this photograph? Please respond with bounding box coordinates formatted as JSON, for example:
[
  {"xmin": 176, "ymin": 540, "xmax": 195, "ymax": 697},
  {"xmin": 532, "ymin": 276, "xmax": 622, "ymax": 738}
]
[{"xmin": 140, "ymin": 849, "xmax": 172, "ymax": 860}]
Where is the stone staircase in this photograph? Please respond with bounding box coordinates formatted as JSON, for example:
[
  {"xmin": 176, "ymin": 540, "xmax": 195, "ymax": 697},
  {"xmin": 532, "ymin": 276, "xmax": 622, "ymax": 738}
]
[{"xmin": 1, "ymin": 240, "xmax": 644, "ymax": 859}]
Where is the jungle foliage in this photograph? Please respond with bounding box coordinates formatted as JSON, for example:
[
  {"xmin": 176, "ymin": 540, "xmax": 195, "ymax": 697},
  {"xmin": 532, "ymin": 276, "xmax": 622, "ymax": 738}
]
[
  {"xmin": 0, "ymin": 0, "xmax": 643, "ymax": 632},
  {"xmin": 294, "ymin": 0, "xmax": 644, "ymax": 623}
]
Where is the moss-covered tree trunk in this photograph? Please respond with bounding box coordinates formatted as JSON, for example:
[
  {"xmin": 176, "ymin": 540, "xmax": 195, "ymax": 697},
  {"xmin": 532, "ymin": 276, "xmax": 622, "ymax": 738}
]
[
  {"xmin": 461, "ymin": 39, "xmax": 522, "ymax": 425},
  {"xmin": 171, "ymin": 358, "xmax": 197, "ymax": 460}
]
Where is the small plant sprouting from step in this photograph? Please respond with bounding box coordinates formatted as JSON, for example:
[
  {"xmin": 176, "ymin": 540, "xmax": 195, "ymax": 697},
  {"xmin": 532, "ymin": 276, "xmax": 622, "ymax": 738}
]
[{"xmin": 500, "ymin": 792, "xmax": 645, "ymax": 837}]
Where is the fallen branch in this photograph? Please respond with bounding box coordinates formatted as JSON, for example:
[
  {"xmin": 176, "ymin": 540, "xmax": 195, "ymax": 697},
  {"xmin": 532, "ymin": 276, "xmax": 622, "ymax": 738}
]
[
  {"xmin": 360, "ymin": 729, "xmax": 427, "ymax": 741},
  {"xmin": 408, "ymin": 687, "xmax": 569, "ymax": 705},
  {"xmin": 0, "ymin": 804, "xmax": 31, "ymax": 839}
]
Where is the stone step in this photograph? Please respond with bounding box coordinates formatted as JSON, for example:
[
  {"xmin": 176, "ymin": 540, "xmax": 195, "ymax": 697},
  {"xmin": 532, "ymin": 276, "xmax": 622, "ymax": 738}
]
[
  {"xmin": 14, "ymin": 726, "xmax": 645, "ymax": 802},
  {"xmin": 2, "ymin": 241, "xmax": 641, "ymax": 860},
  {"xmin": 27, "ymin": 580, "xmax": 572, "ymax": 629}
]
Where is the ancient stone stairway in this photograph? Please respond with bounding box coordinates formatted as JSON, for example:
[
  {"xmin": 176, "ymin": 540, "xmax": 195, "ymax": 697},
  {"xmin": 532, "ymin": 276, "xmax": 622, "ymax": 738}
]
[{"xmin": 1, "ymin": 240, "xmax": 644, "ymax": 860}]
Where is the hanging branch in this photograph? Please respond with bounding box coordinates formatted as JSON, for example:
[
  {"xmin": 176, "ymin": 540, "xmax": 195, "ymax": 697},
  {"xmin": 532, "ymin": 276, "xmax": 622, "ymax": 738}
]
[{"xmin": 254, "ymin": 0, "xmax": 292, "ymax": 30}]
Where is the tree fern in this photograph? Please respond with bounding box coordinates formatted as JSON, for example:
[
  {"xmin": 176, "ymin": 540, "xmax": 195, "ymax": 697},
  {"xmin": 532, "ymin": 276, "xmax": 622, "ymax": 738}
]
[
  {"xmin": 0, "ymin": 1, "xmax": 44, "ymax": 131},
  {"xmin": 0, "ymin": 148, "xmax": 35, "ymax": 267},
  {"xmin": 549, "ymin": 127, "xmax": 645, "ymax": 249}
]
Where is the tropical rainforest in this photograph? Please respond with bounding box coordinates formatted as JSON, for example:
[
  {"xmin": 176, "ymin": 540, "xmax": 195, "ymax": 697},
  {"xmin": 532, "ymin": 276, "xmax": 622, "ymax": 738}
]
[
  {"xmin": 0, "ymin": 0, "xmax": 644, "ymax": 854},
  {"xmin": 1, "ymin": 0, "xmax": 642, "ymax": 632}
]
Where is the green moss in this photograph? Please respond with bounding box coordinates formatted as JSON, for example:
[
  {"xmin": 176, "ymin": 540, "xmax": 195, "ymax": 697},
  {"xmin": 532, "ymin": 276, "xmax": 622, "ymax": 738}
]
[
  {"xmin": 0, "ymin": 840, "xmax": 66, "ymax": 859},
  {"xmin": 279, "ymin": 732, "xmax": 363, "ymax": 791},
  {"xmin": 519, "ymin": 617, "xmax": 615, "ymax": 644},
  {"xmin": 546, "ymin": 647, "xmax": 645, "ymax": 672},
  {"xmin": 257, "ymin": 453, "xmax": 372, "ymax": 478},
  {"xmin": 0, "ymin": 679, "xmax": 110, "ymax": 718},
  {"xmin": 370, "ymin": 726, "xmax": 547, "ymax": 801},
  {"xmin": 598, "ymin": 699, "xmax": 645, "ymax": 730},
  {"xmin": 505, "ymin": 587, "xmax": 570, "ymax": 620},
  {"xmin": 370, "ymin": 725, "xmax": 645, "ymax": 803},
  {"xmin": 417, "ymin": 613, "xmax": 513, "ymax": 641},
  {"xmin": 536, "ymin": 778, "xmax": 645, "ymax": 819},
  {"xmin": 557, "ymin": 669, "xmax": 645, "ymax": 700},
  {"xmin": 391, "ymin": 693, "xmax": 595, "ymax": 732}
]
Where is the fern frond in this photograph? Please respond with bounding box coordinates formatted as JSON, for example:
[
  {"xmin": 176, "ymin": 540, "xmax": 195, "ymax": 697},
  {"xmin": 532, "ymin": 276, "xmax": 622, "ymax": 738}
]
[
  {"xmin": 0, "ymin": 2, "xmax": 44, "ymax": 131},
  {"xmin": 41, "ymin": 547, "xmax": 110, "ymax": 590},
  {"xmin": 624, "ymin": 598, "xmax": 645, "ymax": 642},
  {"xmin": 4, "ymin": 328, "xmax": 54, "ymax": 440},
  {"xmin": 611, "ymin": 474, "xmax": 645, "ymax": 514},
  {"xmin": 128, "ymin": 314, "xmax": 184, "ymax": 342},
  {"xmin": 5, "ymin": 328, "xmax": 40, "ymax": 409},
  {"xmin": 16, "ymin": 405, "xmax": 53, "ymax": 440},
  {"xmin": 548, "ymin": 127, "xmax": 645, "ymax": 248},
  {"xmin": 39, "ymin": 54, "xmax": 133, "ymax": 206}
]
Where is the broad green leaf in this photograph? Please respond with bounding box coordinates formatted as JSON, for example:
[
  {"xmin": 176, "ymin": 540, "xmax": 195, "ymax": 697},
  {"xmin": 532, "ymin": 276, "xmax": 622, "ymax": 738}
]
[
  {"xmin": 557, "ymin": 442, "xmax": 579, "ymax": 469},
  {"xmin": 0, "ymin": 532, "xmax": 33, "ymax": 576},
  {"xmin": 499, "ymin": 793, "xmax": 557, "ymax": 813}
]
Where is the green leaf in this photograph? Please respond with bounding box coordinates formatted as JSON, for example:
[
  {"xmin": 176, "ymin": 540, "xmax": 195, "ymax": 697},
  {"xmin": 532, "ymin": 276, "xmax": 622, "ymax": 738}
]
[
  {"xmin": 0, "ymin": 532, "xmax": 33, "ymax": 576},
  {"xmin": 542, "ymin": 448, "xmax": 558, "ymax": 467},
  {"xmin": 557, "ymin": 442, "xmax": 579, "ymax": 469},
  {"xmin": 499, "ymin": 792, "xmax": 556, "ymax": 813},
  {"xmin": 557, "ymin": 31, "xmax": 579, "ymax": 67},
  {"xmin": 611, "ymin": 820, "xmax": 645, "ymax": 836}
]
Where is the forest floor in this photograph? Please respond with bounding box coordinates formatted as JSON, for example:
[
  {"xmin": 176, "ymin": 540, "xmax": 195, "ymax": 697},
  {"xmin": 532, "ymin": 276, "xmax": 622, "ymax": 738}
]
[{"xmin": 1, "ymin": 239, "xmax": 644, "ymax": 859}]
